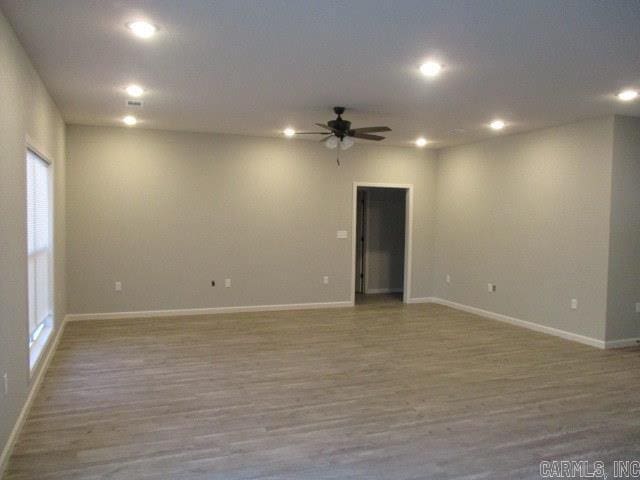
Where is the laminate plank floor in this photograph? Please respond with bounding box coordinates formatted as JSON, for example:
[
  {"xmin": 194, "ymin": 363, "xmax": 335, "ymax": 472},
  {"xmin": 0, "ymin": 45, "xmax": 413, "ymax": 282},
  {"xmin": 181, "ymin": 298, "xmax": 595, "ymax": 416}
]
[
  {"xmin": 355, "ymin": 293, "xmax": 402, "ymax": 305},
  {"xmin": 5, "ymin": 303, "xmax": 640, "ymax": 479}
]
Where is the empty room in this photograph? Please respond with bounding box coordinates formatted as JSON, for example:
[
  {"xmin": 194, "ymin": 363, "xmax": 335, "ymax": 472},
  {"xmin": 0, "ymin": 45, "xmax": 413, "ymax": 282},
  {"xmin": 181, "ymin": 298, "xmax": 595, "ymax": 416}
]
[{"xmin": 1, "ymin": 1, "xmax": 640, "ymax": 479}]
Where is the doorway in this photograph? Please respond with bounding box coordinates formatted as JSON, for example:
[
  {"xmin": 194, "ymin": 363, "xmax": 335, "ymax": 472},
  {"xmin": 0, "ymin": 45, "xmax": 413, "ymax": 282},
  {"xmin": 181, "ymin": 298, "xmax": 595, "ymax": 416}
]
[{"xmin": 352, "ymin": 183, "xmax": 413, "ymax": 305}]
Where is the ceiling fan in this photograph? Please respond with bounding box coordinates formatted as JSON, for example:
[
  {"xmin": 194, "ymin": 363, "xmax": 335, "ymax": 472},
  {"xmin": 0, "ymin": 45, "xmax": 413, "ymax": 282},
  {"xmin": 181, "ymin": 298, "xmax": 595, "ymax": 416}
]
[{"xmin": 294, "ymin": 107, "xmax": 391, "ymax": 157}]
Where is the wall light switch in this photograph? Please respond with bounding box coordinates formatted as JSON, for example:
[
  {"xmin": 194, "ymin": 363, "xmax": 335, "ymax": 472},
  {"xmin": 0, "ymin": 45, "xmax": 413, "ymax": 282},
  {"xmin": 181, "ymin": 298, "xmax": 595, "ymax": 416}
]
[
  {"xmin": 571, "ymin": 298, "xmax": 578, "ymax": 310},
  {"xmin": 635, "ymin": 302, "xmax": 640, "ymax": 314},
  {"xmin": 115, "ymin": 281, "xmax": 122, "ymax": 292},
  {"xmin": 446, "ymin": 274, "xmax": 451, "ymax": 284},
  {"xmin": 336, "ymin": 230, "xmax": 348, "ymax": 239},
  {"xmin": 323, "ymin": 276, "xmax": 329, "ymax": 284},
  {"xmin": 224, "ymin": 278, "xmax": 231, "ymax": 288},
  {"xmin": 487, "ymin": 283, "xmax": 496, "ymax": 293}
]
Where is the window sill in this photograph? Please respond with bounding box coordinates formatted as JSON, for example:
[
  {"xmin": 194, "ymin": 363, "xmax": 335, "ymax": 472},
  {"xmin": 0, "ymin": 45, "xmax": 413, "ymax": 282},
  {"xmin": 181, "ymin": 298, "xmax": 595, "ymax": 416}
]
[{"xmin": 30, "ymin": 322, "xmax": 54, "ymax": 375}]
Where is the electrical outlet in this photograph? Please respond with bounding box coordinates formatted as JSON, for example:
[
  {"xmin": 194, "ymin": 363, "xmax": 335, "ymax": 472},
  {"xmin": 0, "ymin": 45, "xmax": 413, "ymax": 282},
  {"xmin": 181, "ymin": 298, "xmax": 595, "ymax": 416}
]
[
  {"xmin": 323, "ymin": 276, "xmax": 329, "ymax": 284},
  {"xmin": 224, "ymin": 278, "xmax": 231, "ymax": 288},
  {"xmin": 3, "ymin": 373, "xmax": 7, "ymax": 395},
  {"xmin": 446, "ymin": 274, "xmax": 451, "ymax": 284},
  {"xmin": 571, "ymin": 298, "xmax": 578, "ymax": 310},
  {"xmin": 115, "ymin": 281, "xmax": 122, "ymax": 292}
]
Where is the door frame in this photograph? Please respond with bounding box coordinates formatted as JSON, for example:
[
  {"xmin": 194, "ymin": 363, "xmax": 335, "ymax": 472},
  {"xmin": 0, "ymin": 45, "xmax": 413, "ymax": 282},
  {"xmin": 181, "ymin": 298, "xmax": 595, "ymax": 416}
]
[
  {"xmin": 351, "ymin": 182, "xmax": 413, "ymax": 304},
  {"xmin": 355, "ymin": 189, "xmax": 368, "ymax": 294}
]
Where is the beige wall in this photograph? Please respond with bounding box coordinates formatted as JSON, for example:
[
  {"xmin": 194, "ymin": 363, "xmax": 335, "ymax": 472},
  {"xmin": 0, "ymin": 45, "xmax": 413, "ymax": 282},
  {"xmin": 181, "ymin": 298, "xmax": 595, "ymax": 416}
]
[
  {"xmin": 66, "ymin": 125, "xmax": 437, "ymax": 314},
  {"xmin": 606, "ymin": 116, "xmax": 640, "ymax": 341},
  {"xmin": 66, "ymin": 117, "xmax": 634, "ymax": 345},
  {"xmin": 0, "ymin": 11, "xmax": 66, "ymax": 459},
  {"xmin": 433, "ymin": 117, "xmax": 615, "ymax": 341},
  {"xmin": 362, "ymin": 188, "xmax": 405, "ymax": 293}
]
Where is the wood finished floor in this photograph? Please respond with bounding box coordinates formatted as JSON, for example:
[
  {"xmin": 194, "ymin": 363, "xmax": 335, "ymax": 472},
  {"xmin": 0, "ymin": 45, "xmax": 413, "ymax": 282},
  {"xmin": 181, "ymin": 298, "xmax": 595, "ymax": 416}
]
[
  {"xmin": 6, "ymin": 303, "xmax": 640, "ymax": 479},
  {"xmin": 355, "ymin": 293, "xmax": 403, "ymax": 305}
]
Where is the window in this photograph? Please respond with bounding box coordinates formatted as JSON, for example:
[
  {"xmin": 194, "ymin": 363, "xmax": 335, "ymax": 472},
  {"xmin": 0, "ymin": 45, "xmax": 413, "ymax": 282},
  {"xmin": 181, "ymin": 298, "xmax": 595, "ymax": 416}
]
[{"xmin": 27, "ymin": 149, "xmax": 53, "ymax": 369}]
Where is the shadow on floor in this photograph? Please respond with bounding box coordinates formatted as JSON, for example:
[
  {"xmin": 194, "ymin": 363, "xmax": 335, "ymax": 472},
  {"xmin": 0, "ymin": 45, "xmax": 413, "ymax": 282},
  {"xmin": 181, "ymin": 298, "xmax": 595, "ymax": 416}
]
[{"xmin": 355, "ymin": 292, "xmax": 403, "ymax": 305}]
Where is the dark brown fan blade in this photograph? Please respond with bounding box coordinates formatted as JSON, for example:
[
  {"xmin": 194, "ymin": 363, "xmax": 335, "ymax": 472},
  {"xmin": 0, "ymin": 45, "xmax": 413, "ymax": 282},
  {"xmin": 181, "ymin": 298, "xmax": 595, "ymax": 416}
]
[
  {"xmin": 351, "ymin": 126, "xmax": 391, "ymax": 133},
  {"xmin": 351, "ymin": 132, "xmax": 385, "ymax": 141},
  {"xmin": 315, "ymin": 123, "xmax": 334, "ymax": 131},
  {"xmin": 319, "ymin": 135, "xmax": 332, "ymax": 142},
  {"xmin": 294, "ymin": 131, "xmax": 329, "ymax": 135}
]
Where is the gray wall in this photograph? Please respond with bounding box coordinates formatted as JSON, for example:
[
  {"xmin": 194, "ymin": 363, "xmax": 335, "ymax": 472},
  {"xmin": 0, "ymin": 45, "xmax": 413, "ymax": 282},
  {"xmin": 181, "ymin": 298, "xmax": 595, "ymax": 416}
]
[
  {"xmin": 66, "ymin": 125, "xmax": 437, "ymax": 314},
  {"xmin": 0, "ymin": 11, "xmax": 66, "ymax": 459},
  {"xmin": 433, "ymin": 117, "xmax": 614, "ymax": 341},
  {"xmin": 362, "ymin": 188, "xmax": 405, "ymax": 293},
  {"xmin": 606, "ymin": 116, "xmax": 640, "ymax": 341}
]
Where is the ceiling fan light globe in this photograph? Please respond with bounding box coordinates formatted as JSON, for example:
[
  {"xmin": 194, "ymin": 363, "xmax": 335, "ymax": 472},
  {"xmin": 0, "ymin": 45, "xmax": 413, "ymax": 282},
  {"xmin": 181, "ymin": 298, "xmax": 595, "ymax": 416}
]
[
  {"xmin": 325, "ymin": 136, "xmax": 338, "ymax": 149},
  {"xmin": 340, "ymin": 137, "xmax": 354, "ymax": 150}
]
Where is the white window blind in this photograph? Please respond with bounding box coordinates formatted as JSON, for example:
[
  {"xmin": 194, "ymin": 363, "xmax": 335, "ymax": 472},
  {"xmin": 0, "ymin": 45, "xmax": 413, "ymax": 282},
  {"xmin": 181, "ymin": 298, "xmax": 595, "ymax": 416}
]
[{"xmin": 27, "ymin": 149, "xmax": 52, "ymax": 347}]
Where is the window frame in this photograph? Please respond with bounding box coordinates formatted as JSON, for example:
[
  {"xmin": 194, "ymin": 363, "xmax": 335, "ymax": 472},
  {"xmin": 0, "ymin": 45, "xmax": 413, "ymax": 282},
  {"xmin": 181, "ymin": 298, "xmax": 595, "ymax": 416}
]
[{"xmin": 25, "ymin": 142, "xmax": 55, "ymax": 374}]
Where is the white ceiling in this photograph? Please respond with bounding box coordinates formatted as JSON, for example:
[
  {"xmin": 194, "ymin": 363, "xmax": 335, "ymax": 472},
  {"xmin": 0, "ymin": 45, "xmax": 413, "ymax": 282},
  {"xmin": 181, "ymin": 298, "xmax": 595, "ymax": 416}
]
[{"xmin": 2, "ymin": 0, "xmax": 639, "ymax": 147}]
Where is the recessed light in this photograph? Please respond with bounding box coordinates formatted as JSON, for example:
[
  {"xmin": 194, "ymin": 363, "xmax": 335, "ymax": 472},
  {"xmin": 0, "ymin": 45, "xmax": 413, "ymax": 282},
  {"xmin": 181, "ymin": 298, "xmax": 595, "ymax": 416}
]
[
  {"xmin": 617, "ymin": 89, "xmax": 638, "ymax": 102},
  {"xmin": 127, "ymin": 21, "xmax": 157, "ymax": 39},
  {"xmin": 415, "ymin": 137, "xmax": 428, "ymax": 147},
  {"xmin": 125, "ymin": 84, "xmax": 144, "ymax": 97},
  {"xmin": 490, "ymin": 119, "xmax": 506, "ymax": 130},
  {"xmin": 419, "ymin": 61, "xmax": 442, "ymax": 78},
  {"xmin": 283, "ymin": 128, "xmax": 296, "ymax": 137},
  {"xmin": 122, "ymin": 115, "xmax": 137, "ymax": 126}
]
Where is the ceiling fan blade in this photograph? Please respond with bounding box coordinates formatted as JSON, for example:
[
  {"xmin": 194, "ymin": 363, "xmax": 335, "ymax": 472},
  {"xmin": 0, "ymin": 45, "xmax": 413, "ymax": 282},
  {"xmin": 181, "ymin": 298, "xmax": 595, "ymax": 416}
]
[
  {"xmin": 294, "ymin": 131, "xmax": 330, "ymax": 135},
  {"xmin": 351, "ymin": 126, "xmax": 391, "ymax": 133},
  {"xmin": 351, "ymin": 132, "xmax": 385, "ymax": 141},
  {"xmin": 319, "ymin": 135, "xmax": 333, "ymax": 142},
  {"xmin": 315, "ymin": 123, "xmax": 334, "ymax": 131}
]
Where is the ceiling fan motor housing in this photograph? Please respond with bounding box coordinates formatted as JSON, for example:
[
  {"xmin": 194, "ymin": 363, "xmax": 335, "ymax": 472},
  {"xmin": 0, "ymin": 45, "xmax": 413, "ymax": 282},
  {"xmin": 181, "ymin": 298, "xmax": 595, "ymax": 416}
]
[
  {"xmin": 327, "ymin": 118, "xmax": 351, "ymax": 138},
  {"xmin": 295, "ymin": 106, "xmax": 389, "ymax": 143}
]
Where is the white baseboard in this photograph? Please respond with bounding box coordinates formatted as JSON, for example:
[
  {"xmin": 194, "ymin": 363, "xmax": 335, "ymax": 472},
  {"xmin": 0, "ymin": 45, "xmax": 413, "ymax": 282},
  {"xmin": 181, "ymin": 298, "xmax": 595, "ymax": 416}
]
[
  {"xmin": 65, "ymin": 300, "xmax": 354, "ymax": 322},
  {"xmin": 406, "ymin": 297, "xmax": 437, "ymax": 304},
  {"xmin": 414, "ymin": 297, "xmax": 640, "ymax": 350},
  {"xmin": 0, "ymin": 318, "xmax": 67, "ymax": 479},
  {"xmin": 604, "ymin": 337, "xmax": 640, "ymax": 349},
  {"xmin": 426, "ymin": 297, "xmax": 606, "ymax": 349},
  {"xmin": 364, "ymin": 288, "xmax": 403, "ymax": 295}
]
